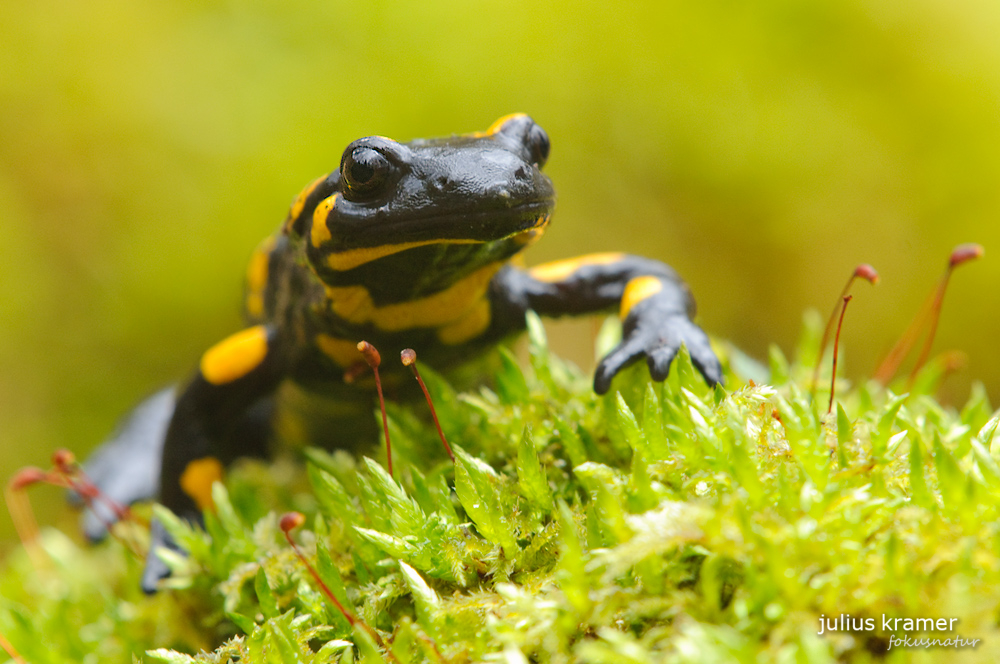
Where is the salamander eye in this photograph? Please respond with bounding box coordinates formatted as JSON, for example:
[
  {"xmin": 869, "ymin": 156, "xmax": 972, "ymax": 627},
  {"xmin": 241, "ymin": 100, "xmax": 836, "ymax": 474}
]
[
  {"xmin": 341, "ymin": 146, "xmax": 392, "ymax": 198},
  {"xmin": 527, "ymin": 124, "xmax": 550, "ymax": 168}
]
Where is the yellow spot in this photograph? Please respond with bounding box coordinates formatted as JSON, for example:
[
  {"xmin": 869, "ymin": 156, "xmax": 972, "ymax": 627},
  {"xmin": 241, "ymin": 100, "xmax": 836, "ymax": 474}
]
[
  {"xmin": 327, "ymin": 238, "xmax": 480, "ymax": 272},
  {"xmin": 325, "ymin": 262, "xmax": 504, "ymax": 331},
  {"xmin": 245, "ymin": 236, "xmax": 276, "ymax": 318},
  {"xmin": 620, "ymin": 276, "xmax": 663, "ymax": 319},
  {"xmin": 288, "ymin": 175, "xmax": 327, "ymax": 228},
  {"xmin": 529, "ymin": 252, "xmax": 626, "ymax": 283},
  {"xmin": 514, "ymin": 229, "xmax": 542, "ymax": 247},
  {"xmin": 487, "ymin": 113, "xmax": 527, "ymax": 135},
  {"xmin": 315, "ymin": 334, "xmax": 364, "ymax": 367},
  {"xmin": 180, "ymin": 457, "xmax": 224, "ymax": 511},
  {"xmin": 200, "ymin": 326, "xmax": 269, "ymax": 385},
  {"xmin": 311, "ymin": 194, "xmax": 336, "ymax": 247},
  {"xmin": 513, "ymin": 214, "xmax": 550, "ymax": 247},
  {"xmin": 437, "ymin": 299, "xmax": 491, "ymax": 345}
]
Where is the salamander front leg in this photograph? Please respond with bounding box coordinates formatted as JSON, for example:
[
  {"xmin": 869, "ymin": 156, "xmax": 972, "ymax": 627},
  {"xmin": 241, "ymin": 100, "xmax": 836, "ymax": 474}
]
[
  {"xmin": 488, "ymin": 253, "xmax": 721, "ymax": 394},
  {"xmin": 143, "ymin": 325, "xmax": 286, "ymax": 593},
  {"xmin": 593, "ymin": 274, "xmax": 721, "ymax": 394}
]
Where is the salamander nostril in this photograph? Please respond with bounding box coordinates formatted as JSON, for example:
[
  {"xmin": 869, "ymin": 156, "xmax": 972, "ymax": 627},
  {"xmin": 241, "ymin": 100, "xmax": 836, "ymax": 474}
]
[
  {"xmin": 514, "ymin": 166, "xmax": 528, "ymax": 180},
  {"xmin": 434, "ymin": 175, "xmax": 450, "ymax": 191}
]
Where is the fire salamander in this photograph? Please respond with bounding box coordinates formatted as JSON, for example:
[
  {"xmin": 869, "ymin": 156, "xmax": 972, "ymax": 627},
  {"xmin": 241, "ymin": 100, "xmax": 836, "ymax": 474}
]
[{"xmin": 79, "ymin": 114, "xmax": 722, "ymax": 592}]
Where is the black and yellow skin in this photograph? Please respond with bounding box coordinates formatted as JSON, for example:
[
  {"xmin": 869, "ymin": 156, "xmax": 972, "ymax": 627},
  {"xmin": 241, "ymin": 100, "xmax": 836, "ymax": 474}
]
[{"xmin": 80, "ymin": 114, "xmax": 721, "ymax": 592}]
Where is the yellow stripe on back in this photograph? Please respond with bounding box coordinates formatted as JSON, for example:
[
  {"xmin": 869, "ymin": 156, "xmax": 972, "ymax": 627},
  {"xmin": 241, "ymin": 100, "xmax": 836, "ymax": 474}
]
[
  {"xmin": 529, "ymin": 252, "xmax": 625, "ymax": 283},
  {"xmin": 620, "ymin": 276, "xmax": 663, "ymax": 319},
  {"xmin": 180, "ymin": 457, "xmax": 224, "ymax": 511},
  {"xmin": 200, "ymin": 326, "xmax": 269, "ymax": 385}
]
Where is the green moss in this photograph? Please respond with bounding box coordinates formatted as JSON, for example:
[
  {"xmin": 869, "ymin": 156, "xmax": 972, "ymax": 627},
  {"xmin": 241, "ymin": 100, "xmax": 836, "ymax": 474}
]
[{"xmin": 3, "ymin": 311, "xmax": 1000, "ymax": 662}]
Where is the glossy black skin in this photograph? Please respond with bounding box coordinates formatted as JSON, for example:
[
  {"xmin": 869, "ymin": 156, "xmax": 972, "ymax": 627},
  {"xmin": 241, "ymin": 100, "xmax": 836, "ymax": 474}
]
[{"xmin": 79, "ymin": 114, "xmax": 721, "ymax": 592}]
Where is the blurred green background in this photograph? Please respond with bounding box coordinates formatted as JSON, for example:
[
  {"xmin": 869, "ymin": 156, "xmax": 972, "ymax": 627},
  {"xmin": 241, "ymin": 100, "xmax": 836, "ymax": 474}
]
[{"xmin": 3, "ymin": 0, "xmax": 1000, "ymax": 545}]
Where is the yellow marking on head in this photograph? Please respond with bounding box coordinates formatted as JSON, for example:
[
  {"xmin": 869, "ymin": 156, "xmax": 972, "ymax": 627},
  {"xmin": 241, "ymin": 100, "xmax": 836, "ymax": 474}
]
[
  {"xmin": 512, "ymin": 214, "xmax": 550, "ymax": 247},
  {"xmin": 325, "ymin": 262, "xmax": 503, "ymax": 331},
  {"xmin": 326, "ymin": 238, "xmax": 481, "ymax": 272},
  {"xmin": 180, "ymin": 457, "xmax": 224, "ymax": 511},
  {"xmin": 245, "ymin": 236, "xmax": 276, "ymax": 318},
  {"xmin": 326, "ymin": 211, "xmax": 548, "ymax": 271},
  {"xmin": 289, "ymin": 175, "xmax": 327, "ymax": 225},
  {"xmin": 311, "ymin": 194, "xmax": 336, "ymax": 247},
  {"xmin": 487, "ymin": 113, "xmax": 528, "ymax": 136},
  {"xmin": 315, "ymin": 333, "xmax": 364, "ymax": 367},
  {"xmin": 200, "ymin": 326, "xmax": 269, "ymax": 385},
  {"xmin": 529, "ymin": 252, "xmax": 626, "ymax": 284},
  {"xmin": 620, "ymin": 276, "xmax": 663, "ymax": 319},
  {"xmin": 437, "ymin": 298, "xmax": 492, "ymax": 345}
]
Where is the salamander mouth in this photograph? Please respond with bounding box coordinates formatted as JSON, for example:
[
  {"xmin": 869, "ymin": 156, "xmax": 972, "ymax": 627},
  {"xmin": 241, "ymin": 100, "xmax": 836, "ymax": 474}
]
[
  {"xmin": 317, "ymin": 199, "xmax": 555, "ymax": 273},
  {"xmin": 340, "ymin": 199, "xmax": 555, "ymax": 250}
]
